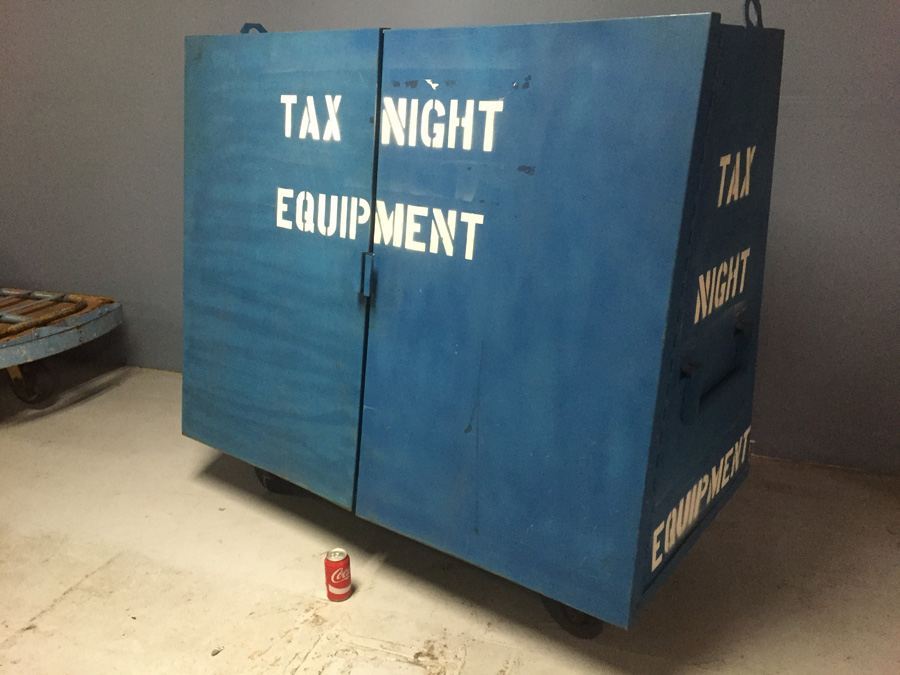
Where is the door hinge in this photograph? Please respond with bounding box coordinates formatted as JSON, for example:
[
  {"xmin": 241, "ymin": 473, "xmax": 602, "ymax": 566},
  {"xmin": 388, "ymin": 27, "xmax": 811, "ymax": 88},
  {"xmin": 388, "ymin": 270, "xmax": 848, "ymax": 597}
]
[{"xmin": 360, "ymin": 252, "xmax": 375, "ymax": 299}]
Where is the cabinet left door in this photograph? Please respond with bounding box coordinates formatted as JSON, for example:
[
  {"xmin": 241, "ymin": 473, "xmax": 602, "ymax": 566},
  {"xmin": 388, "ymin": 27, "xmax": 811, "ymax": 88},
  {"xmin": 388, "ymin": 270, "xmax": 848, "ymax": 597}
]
[{"xmin": 183, "ymin": 30, "xmax": 381, "ymax": 508}]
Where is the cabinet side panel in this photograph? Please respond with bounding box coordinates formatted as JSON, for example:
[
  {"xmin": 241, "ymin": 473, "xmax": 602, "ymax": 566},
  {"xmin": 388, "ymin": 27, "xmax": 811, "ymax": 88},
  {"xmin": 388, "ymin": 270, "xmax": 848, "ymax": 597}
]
[{"xmin": 634, "ymin": 24, "xmax": 785, "ymax": 606}]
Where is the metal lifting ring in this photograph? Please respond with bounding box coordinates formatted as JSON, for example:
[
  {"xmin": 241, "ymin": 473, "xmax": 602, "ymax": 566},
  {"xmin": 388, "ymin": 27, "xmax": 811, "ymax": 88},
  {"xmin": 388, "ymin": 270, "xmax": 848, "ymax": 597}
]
[
  {"xmin": 745, "ymin": 0, "xmax": 764, "ymax": 29},
  {"xmin": 240, "ymin": 23, "xmax": 268, "ymax": 34}
]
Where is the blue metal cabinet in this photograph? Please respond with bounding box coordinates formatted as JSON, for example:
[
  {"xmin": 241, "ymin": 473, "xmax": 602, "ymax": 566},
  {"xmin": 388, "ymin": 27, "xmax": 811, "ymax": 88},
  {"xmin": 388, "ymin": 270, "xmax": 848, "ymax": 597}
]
[{"xmin": 183, "ymin": 13, "xmax": 783, "ymax": 627}]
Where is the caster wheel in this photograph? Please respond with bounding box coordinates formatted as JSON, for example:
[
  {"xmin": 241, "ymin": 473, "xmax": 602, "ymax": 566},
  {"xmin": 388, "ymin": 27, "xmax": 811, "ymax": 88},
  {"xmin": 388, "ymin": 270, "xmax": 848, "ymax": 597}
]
[
  {"xmin": 254, "ymin": 467, "xmax": 305, "ymax": 495},
  {"xmin": 7, "ymin": 361, "xmax": 57, "ymax": 408},
  {"xmin": 542, "ymin": 596, "xmax": 604, "ymax": 639}
]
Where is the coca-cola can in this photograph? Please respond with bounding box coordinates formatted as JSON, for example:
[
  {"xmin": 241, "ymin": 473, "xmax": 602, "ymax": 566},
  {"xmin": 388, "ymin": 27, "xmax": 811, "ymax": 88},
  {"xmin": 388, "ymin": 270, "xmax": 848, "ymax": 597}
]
[{"xmin": 324, "ymin": 548, "xmax": 352, "ymax": 601}]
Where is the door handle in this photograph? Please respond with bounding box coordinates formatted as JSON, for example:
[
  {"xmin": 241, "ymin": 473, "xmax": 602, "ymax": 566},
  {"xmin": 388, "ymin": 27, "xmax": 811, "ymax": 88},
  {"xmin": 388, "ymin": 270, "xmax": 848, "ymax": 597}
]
[{"xmin": 360, "ymin": 252, "xmax": 375, "ymax": 299}]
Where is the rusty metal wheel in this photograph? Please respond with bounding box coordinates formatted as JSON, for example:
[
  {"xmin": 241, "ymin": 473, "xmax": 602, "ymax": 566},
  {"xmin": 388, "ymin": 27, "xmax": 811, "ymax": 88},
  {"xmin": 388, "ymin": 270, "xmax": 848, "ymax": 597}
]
[
  {"xmin": 542, "ymin": 596, "xmax": 604, "ymax": 639},
  {"xmin": 6, "ymin": 361, "xmax": 56, "ymax": 408},
  {"xmin": 254, "ymin": 467, "xmax": 305, "ymax": 496}
]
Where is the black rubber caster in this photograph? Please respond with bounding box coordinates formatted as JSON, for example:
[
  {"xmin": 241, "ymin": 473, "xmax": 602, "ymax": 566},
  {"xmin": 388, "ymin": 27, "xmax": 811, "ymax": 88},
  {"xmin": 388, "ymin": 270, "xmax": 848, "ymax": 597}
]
[
  {"xmin": 254, "ymin": 467, "xmax": 305, "ymax": 495},
  {"xmin": 542, "ymin": 596, "xmax": 604, "ymax": 639},
  {"xmin": 6, "ymin": 361, "xmax": 57, "ymax": 408}
]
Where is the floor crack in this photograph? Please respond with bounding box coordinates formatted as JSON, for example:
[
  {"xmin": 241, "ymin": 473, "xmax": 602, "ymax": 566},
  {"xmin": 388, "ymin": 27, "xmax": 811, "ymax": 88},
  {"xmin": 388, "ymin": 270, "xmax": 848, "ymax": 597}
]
[{"xmin": 0, "ymin": 551, "xmax": 123, "ymax": 652}]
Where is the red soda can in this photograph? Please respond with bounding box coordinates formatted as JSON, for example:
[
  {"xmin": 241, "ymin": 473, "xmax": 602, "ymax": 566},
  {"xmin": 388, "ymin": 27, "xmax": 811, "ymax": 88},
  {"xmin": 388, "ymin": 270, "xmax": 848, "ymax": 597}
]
[{"xmin": 324, "ymin": 548, "xmax": 352, "ymax": 601}]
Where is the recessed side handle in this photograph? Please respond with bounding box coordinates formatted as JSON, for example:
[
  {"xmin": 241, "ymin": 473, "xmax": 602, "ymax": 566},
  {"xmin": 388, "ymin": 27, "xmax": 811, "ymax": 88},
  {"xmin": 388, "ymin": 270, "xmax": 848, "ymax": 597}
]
[{"xmin": 680, "ymin": 320, "xmax": 753, "ymax": 425}]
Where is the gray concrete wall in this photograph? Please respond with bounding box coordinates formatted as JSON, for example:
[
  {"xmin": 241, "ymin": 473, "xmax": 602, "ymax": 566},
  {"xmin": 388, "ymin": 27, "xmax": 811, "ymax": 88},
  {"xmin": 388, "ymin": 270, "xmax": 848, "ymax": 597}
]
[{"xmin": 2, "ymin": 1, "xmax": 897, "ymax": 472}]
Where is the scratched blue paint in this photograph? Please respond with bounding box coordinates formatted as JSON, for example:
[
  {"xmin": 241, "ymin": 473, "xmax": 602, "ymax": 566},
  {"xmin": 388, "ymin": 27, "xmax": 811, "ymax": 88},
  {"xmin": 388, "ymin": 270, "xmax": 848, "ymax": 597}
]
[
  {"xmin": 0, "ymin": 303, "xmax": 123, "ymax": 369},
  {"xmin": 183, "ymin": 30, "xmax": 380, "ymax": 509},
  {"xmin": 182, "ymin": 15, "xmax": 783, "ymax": 627}
]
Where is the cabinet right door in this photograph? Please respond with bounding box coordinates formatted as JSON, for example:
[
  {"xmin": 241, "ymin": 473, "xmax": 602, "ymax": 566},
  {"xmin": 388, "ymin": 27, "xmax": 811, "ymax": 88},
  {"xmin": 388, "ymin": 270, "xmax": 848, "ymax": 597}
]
[{"xmin": 356, "ymin": 16, "xmax": 713, "ymax": 625}]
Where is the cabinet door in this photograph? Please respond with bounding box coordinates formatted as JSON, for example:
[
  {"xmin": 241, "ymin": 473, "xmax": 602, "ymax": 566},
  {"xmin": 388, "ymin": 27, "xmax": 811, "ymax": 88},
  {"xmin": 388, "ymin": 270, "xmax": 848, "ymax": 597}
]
[
  {"xmin": 356, "ymin": 17, "xmax": 712, "ymax": 624},
  {"xmin": 183, "ymin": 30, "xmax": 380, "ymax": 508}
]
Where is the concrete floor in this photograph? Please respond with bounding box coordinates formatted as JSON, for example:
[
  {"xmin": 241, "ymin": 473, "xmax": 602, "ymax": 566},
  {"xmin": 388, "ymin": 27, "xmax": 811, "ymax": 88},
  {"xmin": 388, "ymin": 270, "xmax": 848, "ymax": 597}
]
[{"xmin": 0, "ymin": 366, "xmax": 897, "ymax": 674}]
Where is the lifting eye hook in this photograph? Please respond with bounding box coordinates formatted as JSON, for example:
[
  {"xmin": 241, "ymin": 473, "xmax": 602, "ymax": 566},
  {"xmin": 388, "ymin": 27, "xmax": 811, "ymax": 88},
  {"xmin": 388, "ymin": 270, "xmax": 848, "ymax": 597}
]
[{"xmin": 744, "ymin": 0, "xmax": 764, "ymax": 29}]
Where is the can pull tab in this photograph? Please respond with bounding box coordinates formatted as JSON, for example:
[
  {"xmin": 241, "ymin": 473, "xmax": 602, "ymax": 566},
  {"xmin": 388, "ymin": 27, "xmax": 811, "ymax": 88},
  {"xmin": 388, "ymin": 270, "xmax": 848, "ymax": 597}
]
[{"xmin": 744, "ymin": 0, "xmax": 764, "ymax": 29}]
